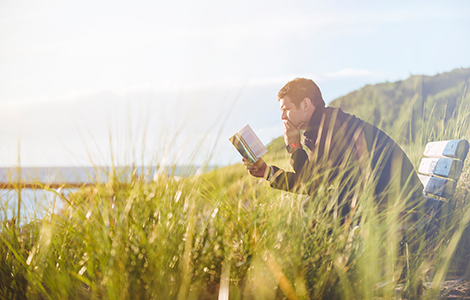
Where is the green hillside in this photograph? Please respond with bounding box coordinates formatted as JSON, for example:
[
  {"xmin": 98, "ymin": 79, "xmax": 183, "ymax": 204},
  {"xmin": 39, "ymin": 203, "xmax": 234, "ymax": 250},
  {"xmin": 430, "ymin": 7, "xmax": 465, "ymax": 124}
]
[{"xmin": 329, "ymin": 67, "xmax": 470, "ymax": 144}]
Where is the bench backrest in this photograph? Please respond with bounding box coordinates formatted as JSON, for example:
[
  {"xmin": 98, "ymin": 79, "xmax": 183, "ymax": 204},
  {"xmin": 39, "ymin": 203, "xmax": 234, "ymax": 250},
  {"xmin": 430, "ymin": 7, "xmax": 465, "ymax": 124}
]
[{"xmin": 418, "ymin": 139, "xmax": 469, "ymax": 201}]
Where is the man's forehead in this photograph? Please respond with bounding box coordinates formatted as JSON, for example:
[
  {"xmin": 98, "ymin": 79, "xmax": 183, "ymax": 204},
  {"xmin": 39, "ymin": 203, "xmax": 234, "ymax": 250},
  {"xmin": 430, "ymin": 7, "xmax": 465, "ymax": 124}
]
[{"xmin": 279, "ymin": 97, "xmax": 293, "ymax": 108}]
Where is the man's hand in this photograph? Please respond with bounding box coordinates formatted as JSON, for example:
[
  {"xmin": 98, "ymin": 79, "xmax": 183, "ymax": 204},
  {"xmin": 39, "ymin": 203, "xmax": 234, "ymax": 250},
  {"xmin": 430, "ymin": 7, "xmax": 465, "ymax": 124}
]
[
  {"xmin": 283, "ymin": 120, "xmax": 301, "ymax": 145},
  {"xmin": 243, "ymin": 158, "xmax": 269, "ymax": 179}
]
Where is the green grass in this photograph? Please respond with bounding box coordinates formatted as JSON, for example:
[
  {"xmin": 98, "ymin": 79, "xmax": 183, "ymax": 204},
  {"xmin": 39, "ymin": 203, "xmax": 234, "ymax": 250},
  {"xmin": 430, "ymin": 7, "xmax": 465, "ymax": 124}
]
[{"xmin": 2, "ymin": 99, "xmax": 470, "ymax": 299}]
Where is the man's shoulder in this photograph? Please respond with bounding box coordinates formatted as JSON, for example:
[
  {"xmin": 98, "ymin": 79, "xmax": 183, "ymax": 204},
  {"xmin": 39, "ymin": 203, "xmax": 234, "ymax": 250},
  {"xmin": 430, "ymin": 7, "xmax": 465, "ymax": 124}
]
[
  {"xmin": 326, "ymin": 106, "xmax": 394, "ymax": 140},
  {"xmin": 325, "ymin": 106, "xmax": 363, "ymax": 125}
]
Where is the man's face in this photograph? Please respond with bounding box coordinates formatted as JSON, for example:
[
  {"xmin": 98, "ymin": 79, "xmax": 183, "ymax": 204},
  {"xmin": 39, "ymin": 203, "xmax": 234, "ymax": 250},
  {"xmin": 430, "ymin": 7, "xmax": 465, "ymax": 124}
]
[{"xmin": 279, "ymin": 96, "xmax": 309, "ymax": 130}]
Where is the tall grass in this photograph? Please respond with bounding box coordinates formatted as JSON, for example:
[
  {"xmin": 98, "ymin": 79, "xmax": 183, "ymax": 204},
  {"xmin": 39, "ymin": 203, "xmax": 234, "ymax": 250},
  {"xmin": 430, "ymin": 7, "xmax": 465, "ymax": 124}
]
[{"xmin": 2, "ymin": 95, "xmax": 470, "ymax": 299}]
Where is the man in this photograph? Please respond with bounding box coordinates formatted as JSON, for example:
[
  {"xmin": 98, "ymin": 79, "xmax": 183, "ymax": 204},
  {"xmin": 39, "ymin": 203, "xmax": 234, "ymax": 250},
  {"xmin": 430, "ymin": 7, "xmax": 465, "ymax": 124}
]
[
  {"xmin": 244, "ymin": 77, "xmax": 424, "ymax": 222},
  {"xmin": 244, "ymin": 78, "xmax": 427, "ymax": 298}
]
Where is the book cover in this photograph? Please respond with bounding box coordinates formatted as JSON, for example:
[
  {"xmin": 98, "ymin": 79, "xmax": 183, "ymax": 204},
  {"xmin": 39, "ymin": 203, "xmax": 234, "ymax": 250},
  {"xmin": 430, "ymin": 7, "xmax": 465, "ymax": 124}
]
[{"xmin": 229, "ymin": 125, "xmax": 267, "ymax": 163}]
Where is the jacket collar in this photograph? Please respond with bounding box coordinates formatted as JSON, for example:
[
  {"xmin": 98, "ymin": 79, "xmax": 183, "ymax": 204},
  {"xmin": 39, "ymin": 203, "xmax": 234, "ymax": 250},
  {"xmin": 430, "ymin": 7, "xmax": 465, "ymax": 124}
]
[{"xmin": 304, "ymin": 105, "xmax": 326, "ymax": 139}]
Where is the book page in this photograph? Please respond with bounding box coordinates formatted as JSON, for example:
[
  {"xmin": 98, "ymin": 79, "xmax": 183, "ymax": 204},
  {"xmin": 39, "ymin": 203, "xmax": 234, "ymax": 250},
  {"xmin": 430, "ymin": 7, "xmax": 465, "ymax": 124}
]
[
  {"xmin": 229, "ymin": 133, "xmax": 257, "ymax": 162},
  {"xmin": 238, "ymin": 125, "xmax": 268, "ymax": 158}
]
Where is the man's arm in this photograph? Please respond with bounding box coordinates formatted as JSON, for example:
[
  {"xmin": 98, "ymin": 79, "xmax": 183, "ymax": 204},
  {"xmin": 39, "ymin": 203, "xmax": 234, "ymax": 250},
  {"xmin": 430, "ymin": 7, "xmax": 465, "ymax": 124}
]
[
  {"xmin": 267, "ymin": 119, "xmax": 309, "ymax": 193},
  {"xmin": 243, "ymin": 120, "xmax": 310, "ymax": 194},
  {"xmin": 269, "ymin": 148, "xmax": 309, "ymax": 194},
  {"xmin": 243, "ymin": 155, "xmax": 309, "ymax": 194},
  {"xmin": 243, "ymin": 143, "xmax": 310, "ymax": 195}
]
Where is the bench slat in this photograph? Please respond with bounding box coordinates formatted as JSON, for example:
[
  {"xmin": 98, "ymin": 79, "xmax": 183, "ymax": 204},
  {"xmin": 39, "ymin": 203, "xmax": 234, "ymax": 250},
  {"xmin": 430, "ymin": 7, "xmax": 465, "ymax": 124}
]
[
  {"xmin": 423, "ymin": 139, "xmax": 469, "ymax": 160},
  {"xmin": 418, "ymin": 174, "xmax": 456, "ymax": 199},
  {"xmin": 424, "ymin": 195, "xmax": 444, "ymax": 205},
  {"xmin": 418, "ymin": 157, "xmax": 464, "ymax": 180}
]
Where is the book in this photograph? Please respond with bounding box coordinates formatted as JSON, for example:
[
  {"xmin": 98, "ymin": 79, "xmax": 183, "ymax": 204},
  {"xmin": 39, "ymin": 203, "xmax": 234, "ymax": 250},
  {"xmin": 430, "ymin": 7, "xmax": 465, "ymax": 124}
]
[{"xmin": 229, "ymin": 125, "xmax": 268, "ymax": 163}]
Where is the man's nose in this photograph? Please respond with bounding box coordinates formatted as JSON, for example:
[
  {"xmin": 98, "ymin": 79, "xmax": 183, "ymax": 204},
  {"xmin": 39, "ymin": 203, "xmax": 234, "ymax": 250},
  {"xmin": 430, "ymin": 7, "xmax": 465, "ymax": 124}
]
[{"xmin": 281, "ymin": 111, "xmax": 287, "ymax": 120}]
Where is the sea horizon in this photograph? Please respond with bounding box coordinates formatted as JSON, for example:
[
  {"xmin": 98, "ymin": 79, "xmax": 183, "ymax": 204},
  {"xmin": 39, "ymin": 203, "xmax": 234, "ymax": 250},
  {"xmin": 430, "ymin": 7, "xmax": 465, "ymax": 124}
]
[
  {"xmin": 0, "ymin": 165, "xmax": 218, "ymax": 225},
  {"xmin": 0, "ymin": 164, "xmax": 218, "ymax": 184}
]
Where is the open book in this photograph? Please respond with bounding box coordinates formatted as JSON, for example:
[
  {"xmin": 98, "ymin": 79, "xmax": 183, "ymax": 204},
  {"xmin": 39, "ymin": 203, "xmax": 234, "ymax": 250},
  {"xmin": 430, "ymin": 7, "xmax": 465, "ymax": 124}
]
[{"xmin": 229, "ymin": 125, "xmax": 268, "ymax": 163}]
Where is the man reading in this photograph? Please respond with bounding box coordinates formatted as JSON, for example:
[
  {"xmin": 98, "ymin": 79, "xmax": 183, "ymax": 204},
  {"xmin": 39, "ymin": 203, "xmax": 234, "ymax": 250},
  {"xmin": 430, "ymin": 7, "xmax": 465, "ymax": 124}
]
[{"xmin": 243, "ymin": 77, "xmax": 424, "ymax": 222}]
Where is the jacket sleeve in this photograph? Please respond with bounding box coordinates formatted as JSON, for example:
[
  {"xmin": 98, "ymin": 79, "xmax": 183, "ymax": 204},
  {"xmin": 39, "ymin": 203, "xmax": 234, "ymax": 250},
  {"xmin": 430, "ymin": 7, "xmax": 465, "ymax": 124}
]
[{"xmin": 268, "ymin": 148, "xmax": 309, "ymax": 194}]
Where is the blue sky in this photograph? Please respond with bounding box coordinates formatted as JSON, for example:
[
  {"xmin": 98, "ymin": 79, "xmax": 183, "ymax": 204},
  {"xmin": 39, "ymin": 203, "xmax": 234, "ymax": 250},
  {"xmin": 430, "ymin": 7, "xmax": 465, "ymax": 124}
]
[{"xmin": 0, "ymin": 0, "xmax": 469, "ymax": 167}]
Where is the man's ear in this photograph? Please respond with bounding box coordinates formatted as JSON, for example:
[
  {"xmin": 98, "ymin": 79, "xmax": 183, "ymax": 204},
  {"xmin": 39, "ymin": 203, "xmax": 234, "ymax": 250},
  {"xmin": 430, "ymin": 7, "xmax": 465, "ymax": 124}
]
[{"xmin": 302, "ymin": 97, "xmax": 312, "ymax": 111}]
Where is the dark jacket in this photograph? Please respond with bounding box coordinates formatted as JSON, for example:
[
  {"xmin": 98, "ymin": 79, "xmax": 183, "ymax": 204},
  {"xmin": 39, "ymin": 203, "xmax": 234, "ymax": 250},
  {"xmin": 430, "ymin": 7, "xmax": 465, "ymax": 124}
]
[{"xmin": 269, "ymin": 106, "xmax": 423, "ymax": 216}]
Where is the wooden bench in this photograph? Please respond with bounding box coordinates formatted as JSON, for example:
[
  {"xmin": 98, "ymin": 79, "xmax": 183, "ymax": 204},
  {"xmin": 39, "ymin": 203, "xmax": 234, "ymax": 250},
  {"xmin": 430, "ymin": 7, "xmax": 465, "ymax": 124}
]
[{"xmin": 417, "ymin": 139, "xmax": 469, "ymax": 218}]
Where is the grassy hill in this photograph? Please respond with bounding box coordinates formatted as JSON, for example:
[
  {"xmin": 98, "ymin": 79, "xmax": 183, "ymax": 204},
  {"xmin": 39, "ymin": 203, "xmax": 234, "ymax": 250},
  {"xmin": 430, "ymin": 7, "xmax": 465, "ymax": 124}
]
[{"xmin": 329, "ymin": 67, "xmax": 470, "ymax": 144}]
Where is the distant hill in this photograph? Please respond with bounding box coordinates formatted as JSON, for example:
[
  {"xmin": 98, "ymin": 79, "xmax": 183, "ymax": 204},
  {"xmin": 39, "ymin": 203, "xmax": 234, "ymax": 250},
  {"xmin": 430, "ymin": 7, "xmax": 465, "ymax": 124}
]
[{"xmin": 328, "ymin": 67, "xmax": 470, "ymax": 144}]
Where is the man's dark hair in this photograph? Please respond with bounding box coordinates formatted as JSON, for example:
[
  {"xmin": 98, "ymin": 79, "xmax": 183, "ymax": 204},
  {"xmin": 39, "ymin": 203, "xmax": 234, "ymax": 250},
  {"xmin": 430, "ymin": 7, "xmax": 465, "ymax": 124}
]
[{"xmin": 278, "ymin": 78, "xmax": 325, "ymax": 109}]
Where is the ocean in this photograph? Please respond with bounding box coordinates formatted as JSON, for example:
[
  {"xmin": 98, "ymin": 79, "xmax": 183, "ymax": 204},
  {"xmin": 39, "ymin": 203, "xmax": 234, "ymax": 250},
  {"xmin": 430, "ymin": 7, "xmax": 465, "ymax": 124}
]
[{"xmin": 0, "ymin": 165, "xmax": 211, "ymax": 225}]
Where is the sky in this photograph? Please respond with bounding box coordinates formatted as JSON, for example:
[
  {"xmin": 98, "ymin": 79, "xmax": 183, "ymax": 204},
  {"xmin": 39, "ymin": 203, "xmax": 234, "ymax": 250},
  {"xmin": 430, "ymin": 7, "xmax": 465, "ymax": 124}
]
[{"xmin": 0, "ymin": 0, "xmax": 469, "ymax": 167}]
